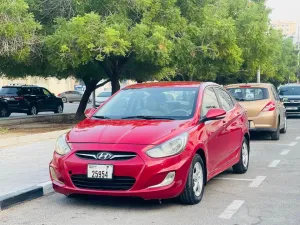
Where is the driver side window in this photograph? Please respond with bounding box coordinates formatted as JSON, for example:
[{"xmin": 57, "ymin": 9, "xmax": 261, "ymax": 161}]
[{"xmin": 201, "ymin": 87, "xmax": 220, "ymax": 117}]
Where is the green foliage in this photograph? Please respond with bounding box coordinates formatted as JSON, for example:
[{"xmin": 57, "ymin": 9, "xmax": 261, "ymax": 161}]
[
  {"xmin": 0, "ymin": 0, "xmax": 41, "ymax": 60},
  {"xmin": 0, "ymin": 0, "xmax": 299, "ymax": 118}
]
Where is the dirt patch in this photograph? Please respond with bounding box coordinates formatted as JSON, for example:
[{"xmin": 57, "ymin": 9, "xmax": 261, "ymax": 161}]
[{"xmin": 0, "ymin": 121, "xmax": 77, "ymax": 139}]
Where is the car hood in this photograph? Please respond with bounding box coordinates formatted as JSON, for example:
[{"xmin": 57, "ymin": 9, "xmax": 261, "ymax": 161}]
[{"xmin": 67, "ymin": 119, "xmax": 192, "ymax": 145}]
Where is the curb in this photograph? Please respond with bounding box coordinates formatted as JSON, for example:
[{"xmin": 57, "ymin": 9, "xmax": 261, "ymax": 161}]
[
  {"xmin": 0, "ymin": 181, "xmax": 53, "ymax": 211},
  {"xmin": 0, "ymin": 129, "xmax": 70, "ymax": 148},
  {"xmin": 0, "ymin": 113, "xmax": 75, "ymax": 126}
]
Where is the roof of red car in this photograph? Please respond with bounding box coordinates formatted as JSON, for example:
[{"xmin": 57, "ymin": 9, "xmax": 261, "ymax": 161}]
[{"xmin": 124, "ymin": 81, "xmax": 202, "ymax": 89}]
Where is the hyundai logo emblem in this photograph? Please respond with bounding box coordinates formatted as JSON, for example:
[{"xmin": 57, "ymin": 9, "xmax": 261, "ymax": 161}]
[{"xmin": 97, "ymin": 152, "xmax": 114, "ymax": 160}]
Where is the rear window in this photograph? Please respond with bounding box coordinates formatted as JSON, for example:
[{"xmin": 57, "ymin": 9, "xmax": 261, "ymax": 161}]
[
  {"xmin": 0, "ymin": 87, "xmax": 22, "ymax": 96},
  {"xmin": 279, "ymin": 86, "xmax": 300, "ymax": 96},
  {"xmin": 98, "ymin": 92, "xmax": 111, "ymax": 97},
  {"xmin": 227, "ymin": 87, "xmax": 269, "ymax": 101}
]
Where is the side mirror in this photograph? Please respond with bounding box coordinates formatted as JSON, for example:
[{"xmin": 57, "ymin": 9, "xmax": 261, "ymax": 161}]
[
  {"xmin": 280, "ymin": 97, "xmax": 288, "ymax": 102},
  {"xmin": 201, "ymin": 108, "xmax": 226, "ymax": 122},
  {"xmin": 84, "ymin": 108, "xmax": 96, "ymax": 118}
]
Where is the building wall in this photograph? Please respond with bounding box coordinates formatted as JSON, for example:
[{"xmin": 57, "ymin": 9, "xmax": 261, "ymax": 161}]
[
  {"xmin": 0, "ymin": 76, "xmax": 78, "ymax": 95},
  {"xmin": 271, "ymin": 20, "xmax": 297, "ymax": 37}
]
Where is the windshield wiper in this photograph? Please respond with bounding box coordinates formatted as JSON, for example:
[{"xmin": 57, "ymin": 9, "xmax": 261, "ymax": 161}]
[
  {"xmin": 92, "ymin": 116, "xmax": 112, "ymax": 119},
  {"xmin": 120, "ymin": 116, "xmax": 175, "ymax": 120}
]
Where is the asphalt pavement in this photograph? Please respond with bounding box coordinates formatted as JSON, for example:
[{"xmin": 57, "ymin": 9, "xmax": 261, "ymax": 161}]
[
  {"xmin": 9, "ymin": 103, "xmax": 92, "ymax": 117},
  {"xmin": 0, "ymin": 119, "xmax": 300, "ymax": 225}
]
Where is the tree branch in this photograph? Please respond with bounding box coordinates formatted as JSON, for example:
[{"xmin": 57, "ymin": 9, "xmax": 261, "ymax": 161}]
[{"xmin": 94, "ymin": 79, "xmax": 110, "ymax": 90}]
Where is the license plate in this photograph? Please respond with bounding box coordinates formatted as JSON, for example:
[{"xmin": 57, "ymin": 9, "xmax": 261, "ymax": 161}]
[
  {"xmin": 87, "ymin": 164, "xmax": 113, "ymax": 179},
  {"xmin": 286, "ymin": 107, "xmax": 298, "ymax": 110}
]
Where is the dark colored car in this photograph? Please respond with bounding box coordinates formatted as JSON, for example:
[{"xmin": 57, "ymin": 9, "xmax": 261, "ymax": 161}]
[
  {"xmin": 50, "ymin": 82, "xmax": 250, "ymax": 205},
  {"xmin": 0, "ymin": 84, "xmax": 64, "ymax": 116},
  {"xmin": 278, "ymin": 84, "xmax": 300, "ymax": 115},
  {"xmin": 0, "ymin": 98, "xmax": 10, "ymax": 117}
]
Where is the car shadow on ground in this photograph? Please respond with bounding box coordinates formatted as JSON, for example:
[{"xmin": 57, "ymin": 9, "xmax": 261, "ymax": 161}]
[
  {"xmin": 56, "ymin": 193, "xmax": 181, "ymax": 210},
  {"xmin": 249, "ymin": 131, "xmax": 274, "ymax": 141}
]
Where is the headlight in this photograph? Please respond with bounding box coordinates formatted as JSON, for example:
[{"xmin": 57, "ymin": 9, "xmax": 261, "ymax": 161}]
[
  {"xmin": 55, "ymin": 134, "xmax": 71, "ymax": 155},
  {"xmin": 146, "ymin": 133, "xmax": 189, "ymax": 158}
]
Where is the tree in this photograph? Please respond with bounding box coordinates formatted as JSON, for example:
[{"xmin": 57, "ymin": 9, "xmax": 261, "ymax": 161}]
[{"xmin": 0, "ymin": 0, "xmax": 40, "ymax": 62}]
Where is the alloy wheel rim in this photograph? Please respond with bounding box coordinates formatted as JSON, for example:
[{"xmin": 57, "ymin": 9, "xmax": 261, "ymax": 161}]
[
  {"xmin": 32, "ymin": 106, "xmax": 37, "ymax": 115},
  {"xmin": 1, "ymin": 109, "xmax": 6, "ymax": 117},
  {"xmin": 284, "ymin": 117, "xmax": 287, "ymax": 130},
  {"xmin": 193, "ymin": 162, "xmax": 203, "ymax": 197},
  {"xmin": 58, "ymin": 105, "xmax": 63, "ymax": 113},
  {"xmin": 242, "ymin": 142, "xmax": 249, "ymax": 168}
]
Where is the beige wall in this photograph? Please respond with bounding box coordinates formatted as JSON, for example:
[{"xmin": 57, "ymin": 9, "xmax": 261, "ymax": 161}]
[
  {"xmin": 272, "ymin": 20, "xmax": 297, "ymax": 37},
  {"xmin": 0, "ymin": 76, "xmax": 78, "ymax": 95}
]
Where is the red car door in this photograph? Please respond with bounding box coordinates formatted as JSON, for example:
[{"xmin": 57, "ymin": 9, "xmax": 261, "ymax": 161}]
[
  {"xmin": 214, "ymin": 87, "xmax": 244, "ymax": 166},
  {"xmin": 199, "ymin": 87, "xmax": 230, "ymax": 175}
]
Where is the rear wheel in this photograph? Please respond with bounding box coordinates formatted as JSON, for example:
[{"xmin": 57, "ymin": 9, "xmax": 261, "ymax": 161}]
[
  {"xmin": 27, "ymin": 105, "xmax": 38, "ymax": 116},
  {"xmin": 271, "ymin": 119, "xmax": 280, "ymax": 140},
  {"xmin": 280, "ymin": 116, "xmax": 287, "ymax": 134},
  {"xmin": 233, "ymin": 137, "xmax": 249, "ymax": 174},
  {"xmin": 0, "ymin": 108, "xmax": 10, "ymax": 117},
  {"xmin": 180, "ymin": 154, "xmax": 205, "ymax": 205}
]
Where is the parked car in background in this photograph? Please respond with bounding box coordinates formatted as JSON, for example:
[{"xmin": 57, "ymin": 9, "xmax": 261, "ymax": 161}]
[
  {"xmin": 58, "ymin": 91, "xmax": 91, "ymax": 103},
  {"xmin": 0, "ymin": 84, "xmax": 64, "ymax": 116},
  {"xmin": 50, "ymin": 82, "xmax": 249, "ymax": 205},
  {"xmin": 278, "ymin": 84, "xmax": 300, "ymax": 115},
  {"xmin": 0, "ymin": 98, "xmax": 10, "ymax": 117},
  {"xmin": 95, "ymin": 91, "xmax": 111, "ymax": 106},
  {"xmin": 226, "ymin": 83, "xmax": 287, "ymax": 140}
]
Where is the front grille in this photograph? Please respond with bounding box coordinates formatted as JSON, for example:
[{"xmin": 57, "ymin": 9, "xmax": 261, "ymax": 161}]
[
  {"xmin": 284, "ymin": 103, "xmax": 300, "ymax": 107},
  {"xmin": 75, "ymin": 151, "xmax": 137, "ymax": 160},
  {"xmin": 71, "ymin": 175, "xmax": 135, "ymax": 190}
]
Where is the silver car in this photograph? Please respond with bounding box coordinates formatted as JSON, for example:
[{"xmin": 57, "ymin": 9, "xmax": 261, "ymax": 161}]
[
  {"xmin": 58, "ymin": 91, "xmax": 91, "ymax": 103},
  {"xmin": 95, "ymin": 91, "xmax": 112, "ymax": 106}
]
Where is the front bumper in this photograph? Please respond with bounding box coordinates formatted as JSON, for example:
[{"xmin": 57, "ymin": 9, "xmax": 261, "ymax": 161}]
[
  {"xmin": 248, "ymin": 111, "xmax": 277, "ymax": 132},
  {"xmin": 49, "ymin": 143, "xmax": 192, "ymax": 200},
  {"xmin": 283, "ymin": 103, "xmax": 300, "ymax": 114}
]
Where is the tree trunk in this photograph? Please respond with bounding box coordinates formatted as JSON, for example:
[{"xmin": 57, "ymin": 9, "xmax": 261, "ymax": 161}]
[
  {"xmin": 75, "ymin": 81, "xmax": 97, "ymax": 121},
  {"xmin": 74, "ymin": 79, "xmax": 110, "ymax": 120},
  {"xmin": 111, "ymin": 72, "xmax": 120, "ymax": 94}
]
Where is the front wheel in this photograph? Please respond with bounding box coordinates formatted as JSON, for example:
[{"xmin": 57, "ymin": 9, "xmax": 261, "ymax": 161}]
[
  {"xmin": 233, "ymin": 137, "xmax": 249, "ymax": 174},
  {"xmin": 54, "ymin": 105, "xmax": 63, "ymax": 114},
  {"xmin": 180, "ymin": 154, "xmax": 205, "ymax": 205},
  {"xmin": 280, "ymin": 116, "xmax": 287, "ymax": 134},
  {"xmin": 27, "ymin": 105, "xmax": 38, "ymax": 116}
]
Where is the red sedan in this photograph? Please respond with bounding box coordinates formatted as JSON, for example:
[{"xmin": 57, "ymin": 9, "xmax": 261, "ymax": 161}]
[{"xmin": 50, "ymin": 82, "xmax": 250, "ymax": 205}]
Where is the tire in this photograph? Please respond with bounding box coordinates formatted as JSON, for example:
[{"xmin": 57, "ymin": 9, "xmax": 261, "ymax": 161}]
[
  {"xmin": 233, "ymin": 137, "xmax": 249, "ymax": 174},
  {"xmin": 271, "ymin": 119, "xmax": 280, "ymax": 140},
  {"xmin": 0, "ymin": 107, "xmax": 10, "ymax": 117},
  {"xmin": 180, "ymin": 154, "xmax": 205, "ymax": 205},
  {"xmin": 280, "ymin": 116, "xmax": 287, "ymax": 134},
  {"xmin": 27, "ymin": 105, "xmax": 38, "ymax": 116},
  {"xmin": 62, "ymin": 97, "xmax": 67, "ymax": 103},
  {"xmin": 54, "ymin": 104, "xmax": 63, "ymax": 114}
]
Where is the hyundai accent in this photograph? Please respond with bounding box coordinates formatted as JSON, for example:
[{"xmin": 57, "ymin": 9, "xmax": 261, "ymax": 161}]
[{"xmin": 50, "ymin": 82, "xmax": 250, "ymax": 205}]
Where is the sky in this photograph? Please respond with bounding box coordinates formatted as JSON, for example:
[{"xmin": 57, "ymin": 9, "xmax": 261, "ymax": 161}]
[{"xmin": 266, "ymin": 0, "xmax": 300, "ymax": 23}]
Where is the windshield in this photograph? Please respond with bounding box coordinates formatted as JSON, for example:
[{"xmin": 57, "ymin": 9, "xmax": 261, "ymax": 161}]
[
  {"xmin": 279, "ymin": 86, "xmax": 300, "ymax": 96},
  {"xmin": 97, "ymin": 92, "xmax": 111, "ymax": 97},
  {"xmin": 227, "ymin": 87, "xmax": 269, "ymax": 101},
  {"xmin": 93, "ymin": 87, "xmax": 198, "ymax": 120},
  {"xmin": 0, "ymin": 87, "xmax": 22, "ymax": 96}
]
